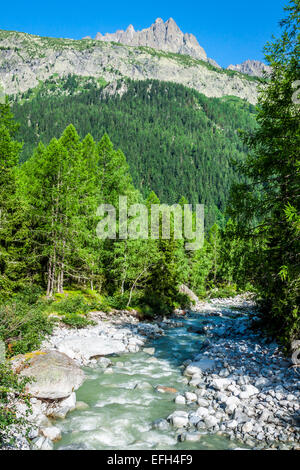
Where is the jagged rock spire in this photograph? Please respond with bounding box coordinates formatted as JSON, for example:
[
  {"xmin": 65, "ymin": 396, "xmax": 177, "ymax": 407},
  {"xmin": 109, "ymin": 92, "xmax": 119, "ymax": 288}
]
[{"xmin": 93, "ymin": 18, "xmax": 211, "ymax": 63}]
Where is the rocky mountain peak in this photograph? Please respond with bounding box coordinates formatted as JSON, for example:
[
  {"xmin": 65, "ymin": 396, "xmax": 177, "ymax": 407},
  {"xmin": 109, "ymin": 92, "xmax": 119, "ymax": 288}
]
[
  {"xmin": 227, "ymin": 59, "xmax": 271, "ymax": 78},
  {"xmin": 93, "ymin": 18, "xmax": 217, "ymax": 65}
]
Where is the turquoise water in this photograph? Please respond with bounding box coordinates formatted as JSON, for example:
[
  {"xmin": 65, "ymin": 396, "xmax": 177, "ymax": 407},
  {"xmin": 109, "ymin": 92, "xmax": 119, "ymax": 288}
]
[{"xmin": 55, "ymin": 313, "xmax": 244, "ymax": 450}]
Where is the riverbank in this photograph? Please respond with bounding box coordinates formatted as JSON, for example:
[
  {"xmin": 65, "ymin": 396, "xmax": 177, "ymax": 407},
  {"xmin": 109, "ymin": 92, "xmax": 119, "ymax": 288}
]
[
  {"xmin": 166, "ymin": 298, "xmax": 300, "ymax": 449},
  {"xmin": 1, "ymin": 310, "xmax": 168, "ymax": 450},
  {"xmin": 1, "ymin": 295, "xmax": 299, "ymax": 450}
]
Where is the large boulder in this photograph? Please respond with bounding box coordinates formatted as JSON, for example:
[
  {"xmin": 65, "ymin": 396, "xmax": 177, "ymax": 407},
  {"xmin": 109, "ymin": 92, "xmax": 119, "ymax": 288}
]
[
  {"xmin": 56, "ymin": 335, "xmax": 126, "ymax": 361},
  {"xmin": 17, "ymin": 350, "xmax": 85, "ymax": 400},
  {"xmin": 178, "ymin": 284, "xmax": 199, "ymax": 303}
]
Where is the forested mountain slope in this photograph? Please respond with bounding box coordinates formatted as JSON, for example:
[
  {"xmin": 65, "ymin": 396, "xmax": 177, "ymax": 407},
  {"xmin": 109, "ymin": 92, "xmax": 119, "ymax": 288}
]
[{"xmin": 12, "ymin": 77, "xmax": 257, "ymax": 227}]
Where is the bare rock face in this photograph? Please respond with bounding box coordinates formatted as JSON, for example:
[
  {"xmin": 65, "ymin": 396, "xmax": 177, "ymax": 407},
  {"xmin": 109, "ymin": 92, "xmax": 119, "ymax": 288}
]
[
  {"xmin": 16, "ymin": 350, "xmax": 85, "ymax": 399},
  {"xmin": 227, "ymin": 60, "xmax": 271, "ymax": 77},
  {"xmin": 95, "ymin": 18, "xmax": 212, "ymax": 64},
  {"xmin": 0, "ymin": 30, "xmax": 259, "ymax": 104}
]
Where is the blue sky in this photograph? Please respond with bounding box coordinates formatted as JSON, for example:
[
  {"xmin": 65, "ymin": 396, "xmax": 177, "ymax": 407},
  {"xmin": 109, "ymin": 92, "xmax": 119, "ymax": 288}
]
[{"xmin": 1, "ymin": 0, "xmax": 286, "ymax": 67}]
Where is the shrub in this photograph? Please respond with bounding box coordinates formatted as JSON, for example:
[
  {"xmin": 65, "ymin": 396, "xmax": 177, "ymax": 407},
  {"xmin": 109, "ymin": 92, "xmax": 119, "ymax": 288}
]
[
  {"xmin": 105, "ymin": 294, "xmax": 130, "ymax": 310},
  {"xmin": 0, "ymin": 300, "xmax": 53, "ymax": 357},
  {"xmin": 61, "ymin": 313, "xmax": 96, "ymax": 329},
  {"xmin": 51, "ymin": 294, "xmax": 90, "ymax": 316},
  {"xmin": 208, "ymin": 283, "xmax": 239, "ymax": 299},
  {"xmin": 13, "ymin": 285, "xmax": 44, "ymax": 305},
  {"xmin": 0, "ymin": 362, "xmax": 32, "ymax": 446}
]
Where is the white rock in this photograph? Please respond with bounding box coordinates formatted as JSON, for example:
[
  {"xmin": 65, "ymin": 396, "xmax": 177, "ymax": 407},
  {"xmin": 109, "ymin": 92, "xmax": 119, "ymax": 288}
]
[
  {"xmin": 167, "ymin": 410, "xmax": 189, "ymax": 428},
  {"xmin": 184, "ymin": 432, "xmax": 202, "ymax": 442},
  {"xmin": 97, "ymin": 357, "xmax": 112, "ymax": 368},
  {"xmin": 197, "ymin": 398, "xmax": 209, "ymax": 407},
  {"xmin": 143, "ymin": 348, "xmax": 155, "ymax": 355},
  {"xmin": 175, "ymin": 395, "xmax": 186, "ymax": 405},
  {"xmin": 204, "ymin": 415, "xmax": 219, "ymax": 428},
  {"xmin": 18, "ymin": 350, "xmax": 85, "ymax": 400},
  {"xmin": 226, "ymin": 419, "xmax": 238, "ymax": 429},
  {"xmin": 255, "ymin": 377, "xmax": 270, "ymax": 388},
  {"xmin": 134, "ymin": 382, "xmax": 153, "ymax": 390},
  {"xmin": 189, "ymin": 375, "xmax": 203, "ymax": 387},
  {"xmin": 185, "ymin": 392, "xmax": 197, "ymax": 402},
  {"xmin": 196, "ymin": 407, "xmax": 210, "ymax": 418},
  {"xmin": 172, "ymin": 416, "xmax": 189, "ymax": 428},
  {"xmin": 242, "ymin": 421, "xmax": 254, "ymax": 433},
  {"xmin": 75, "ymin": 401, "xmax": 89, "ymax": 410},
  {"xmin": 185, "ymin": 358, "xmax": 216, "ymax": 376},
  {"xmin": 216, "ymin": 392, "xmax": 229, "ymax": 403},
  {"xmin": 47, "ymin": 392, "xmax": 76, "ymax": 419},
  {"xmin": 33, "ymin": 436, "xmax": 54, "ymax": 450},
  {"xmin": 57, "ymin": 335, "xmax": 126, "ymax": 361},
  {"xmin": 41, "ymin": 426, "xmax": 62, "ymax": 442},
  {"xmin": 227, "ymin": 384, "xmax": 240, "ymax": 396},
  {"xmin": 225, "ymin": 396, "xmax": 240, "ymax": 413},
  {"xmin": 239, "ymin": 385, "xmax": 259, "ymax": 399},
  {"xmin": 211, "ymin": 378, "xmax": 231, "ymax": 391}
]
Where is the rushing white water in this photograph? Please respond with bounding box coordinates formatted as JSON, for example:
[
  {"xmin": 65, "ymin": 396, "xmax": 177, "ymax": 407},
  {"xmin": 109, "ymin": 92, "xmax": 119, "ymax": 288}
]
[{"xmin": 54, "ymin": 313, "xmax": 245, "ymax": 450}]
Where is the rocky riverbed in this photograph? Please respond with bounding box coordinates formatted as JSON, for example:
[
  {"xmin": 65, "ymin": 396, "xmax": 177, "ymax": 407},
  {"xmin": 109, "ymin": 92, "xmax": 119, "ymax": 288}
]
[
  {"xmin": 2, "ymin": 311, "xmax": 167, "ymax": 450},
  {"xmin": 2, "ymin": 296, "xmax": 299, "ymax": 450},
  {"xmin": 166, "ymin": 298, "xmax": 300, "ymax": 449}
]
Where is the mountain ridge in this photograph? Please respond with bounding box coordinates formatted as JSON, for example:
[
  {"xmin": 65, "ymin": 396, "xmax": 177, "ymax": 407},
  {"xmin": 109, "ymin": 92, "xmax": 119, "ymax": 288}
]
[
  {"xmin": 227, "ymin": 59, "xmax": 272, "ymax": 78},
  {"xmin": 91, "ymin": 17, "xmax": 221, "ymax": 68},
  {"xmin": 0, "ymin": 29, "xmax": 259, "ymax": 104},
  {"xmin": 85, "ymin": 18, "xmax": 269, "ymax": 76}
]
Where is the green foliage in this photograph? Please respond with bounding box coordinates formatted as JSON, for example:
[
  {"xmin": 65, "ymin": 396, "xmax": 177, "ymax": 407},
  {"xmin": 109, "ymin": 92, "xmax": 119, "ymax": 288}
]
[
  {"xmin": 0, "ymin": 93, "xmax": 254, "ymax": 324},
  {"xmin": 19, "ymin": 125, "xmax": 105, "ymax": 296},
  {"xmin": 0, "ymin": 362, "xmax": 32, "ymax": 445},
  {"xmin": 51, "ymin": 294, "xmax": 90, "ymax": 316},
  {"xmin": 0, "ymin": 299, "xmax": 53, "ymax": 357},
  {"xmin": 12, "ymin": 78, "xmax": 256, "ymax": 228},
  {"xmin": 208, "ymin": 284, "xmax": 239, "ymax": 298},
  {"xmin": 61, "ymin": 313, "xmax": 96, "ymax": 329},
  {"xmin": 0, "ymin": 98, "xmax": 24, "ymax": 297},
  {"xmin": 227, "ymin": 0, "xmax": 300, "ymax": 345},
  {"xmin": 47, "ymin": 292, "xmax": 100, "ymax": 326},
  {"xmin": 102, "ymin": 294, "xmax": 131, "ymax": 310}
]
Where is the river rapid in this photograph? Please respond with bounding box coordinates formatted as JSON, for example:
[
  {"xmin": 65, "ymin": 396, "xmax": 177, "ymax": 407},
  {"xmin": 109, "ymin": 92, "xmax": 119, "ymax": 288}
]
[{"xmin": 54, "ymin": 310, "xmax": 248, "ymax": 450}]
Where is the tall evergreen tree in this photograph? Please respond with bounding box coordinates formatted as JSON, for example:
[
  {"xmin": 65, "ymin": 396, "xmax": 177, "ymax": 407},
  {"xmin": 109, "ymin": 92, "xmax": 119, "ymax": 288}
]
[
  {"xmin": 0, "ymin": 99, "xmax": 23, "ymax": 296},
  {"xmin": 20, "ymin": 125, "xmax": 105, "ymax": 295}
]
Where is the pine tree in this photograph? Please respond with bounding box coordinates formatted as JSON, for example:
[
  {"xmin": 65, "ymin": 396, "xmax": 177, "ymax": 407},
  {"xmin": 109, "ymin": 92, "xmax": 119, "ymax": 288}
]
[
  {"xmin": 0, "ymin": 99, "xmax": 23, "ymax": 296},
  {"xmin": 207, "ymin": 223, "xmax": 222, "ymax": 286},
  {"xmin": 189, "ymin": 240, "xmax": 213, "ymax": 297},
  {"xmin": 20, "ymin": 125, "xmax": 105, "ymax": 295},
  {"xmin": 142, "ymin": 192, "xmax": 185, "ymax": 315}
]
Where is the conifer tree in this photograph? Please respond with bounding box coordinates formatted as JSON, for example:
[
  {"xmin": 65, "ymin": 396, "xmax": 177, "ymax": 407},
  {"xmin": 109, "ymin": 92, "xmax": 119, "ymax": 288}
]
[{"xmin": 0, "ymin": 99, "xmax": 23, "ymax": 296}]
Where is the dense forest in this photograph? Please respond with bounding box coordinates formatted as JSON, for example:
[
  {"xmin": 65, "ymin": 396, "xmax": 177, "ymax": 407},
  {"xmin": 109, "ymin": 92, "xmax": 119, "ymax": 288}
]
[
  {"xmin": 12, "ymin": 78, "xmax": 257, "ymax": 228},
  {"xmin": 0, "ymin": 0, "xmax": 298, "ymax": 350},
  {"xmin": 0, "ymin": 0, "xmax": 299, "ymax": 444}
]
